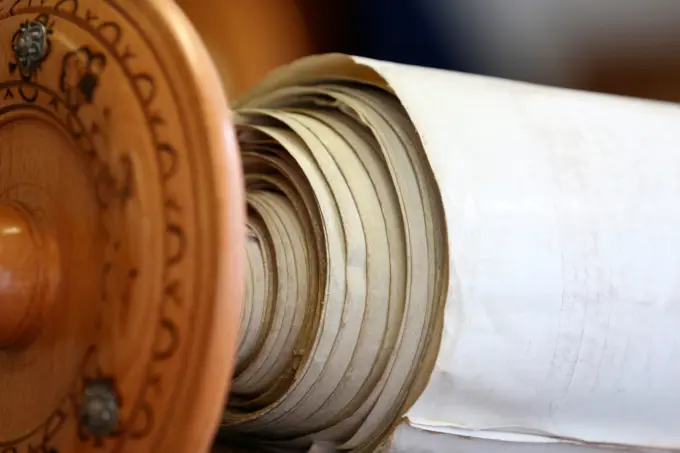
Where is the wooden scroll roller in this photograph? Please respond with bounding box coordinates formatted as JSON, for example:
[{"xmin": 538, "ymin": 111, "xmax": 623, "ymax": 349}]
[{"xmin": 2, "ymin": 1, "xmax": 680, "ymax": 453}]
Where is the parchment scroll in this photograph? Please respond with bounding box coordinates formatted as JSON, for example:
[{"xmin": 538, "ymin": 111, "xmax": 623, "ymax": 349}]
[{"xmin": 221, "ymin": 54, "xmax": 680, "ymax": 453}]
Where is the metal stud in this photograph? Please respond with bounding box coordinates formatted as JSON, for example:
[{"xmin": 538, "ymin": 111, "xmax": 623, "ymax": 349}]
[
  {"xmin": 78, "ymin": 381, "xmax": 120, "ymax": 437},
  {"xmin": 13, "ymin": 21, "xmax": 48, "ymax": 74}
]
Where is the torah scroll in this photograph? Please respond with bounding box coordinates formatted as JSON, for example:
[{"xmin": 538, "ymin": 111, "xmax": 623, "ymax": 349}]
[{"xmin": 219, "ymin": 54, "xmax": 680, "ymax": 453}]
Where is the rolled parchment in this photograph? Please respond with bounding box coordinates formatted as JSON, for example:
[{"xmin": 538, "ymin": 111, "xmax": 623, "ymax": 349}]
[{"xmin": 220, "ymin": 54, "xmax": 680, "ymax": 453}]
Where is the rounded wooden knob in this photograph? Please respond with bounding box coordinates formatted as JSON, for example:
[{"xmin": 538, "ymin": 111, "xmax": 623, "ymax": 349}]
[
  {"xmin": 0, "ymin": 2, "xmax": 244, "ymax": 453},
  {"xmin": 0, "ymin": 204, "xmax": 59, "ymax": 349}
]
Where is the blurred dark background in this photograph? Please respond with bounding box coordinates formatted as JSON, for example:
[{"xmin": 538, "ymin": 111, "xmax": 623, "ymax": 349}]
[{"xmin": 177, "ymin": 0, "xmax": 680, "ymax": 102}]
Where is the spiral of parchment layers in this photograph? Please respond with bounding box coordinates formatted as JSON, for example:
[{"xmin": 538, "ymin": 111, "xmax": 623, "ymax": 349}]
[{"xmin": 223, "ymin": 81, "xmax": 448, "ymax": 452}]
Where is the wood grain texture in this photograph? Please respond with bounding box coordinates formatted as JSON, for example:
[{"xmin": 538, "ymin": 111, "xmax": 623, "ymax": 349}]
[{"xmin": 0, "ymin": 1, "xmax": 245, "ymax": 453}]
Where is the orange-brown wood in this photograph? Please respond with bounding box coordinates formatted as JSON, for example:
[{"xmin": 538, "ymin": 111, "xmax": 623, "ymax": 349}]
[
  {"xmin": 0, "ymin": 203, "xmax": 60, "ymax": 349},
  {"xmin": 175, "ymin": 0, "xmax": 315, "ymax": 98},
  {"xmin": 0, "ymin": 1, "xmax": 245, "ymax": 453}
]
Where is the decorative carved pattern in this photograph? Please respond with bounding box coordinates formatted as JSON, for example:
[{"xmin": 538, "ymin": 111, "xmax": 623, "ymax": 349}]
[
  {"xmin": 59, "ymin": 46, "xmax": 106, "ymax": 111},
  {"xmin": 0, "ymin": 0, "xmax": 196, "ymax": 451}
]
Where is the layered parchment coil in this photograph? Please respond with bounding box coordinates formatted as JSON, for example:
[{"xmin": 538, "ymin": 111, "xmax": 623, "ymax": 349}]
[
  {"xmin": 222, "ymin": 73, "xmax": 447, "ymax": 451},
  {"xmin": 221, "ymin": 54, "xmax": 680, "ymax": 453}
]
